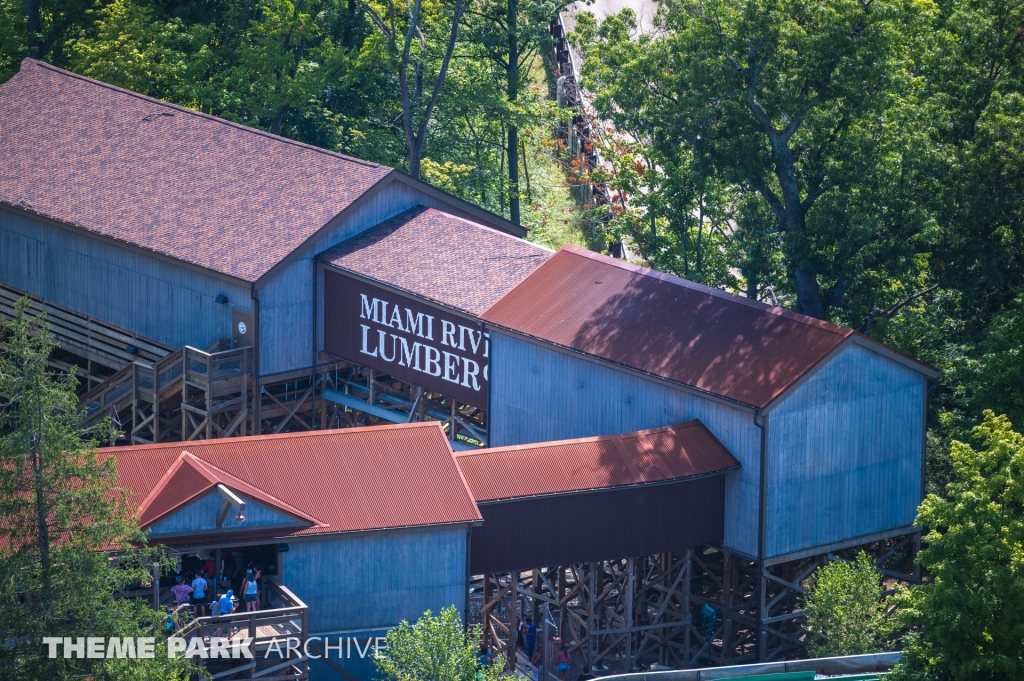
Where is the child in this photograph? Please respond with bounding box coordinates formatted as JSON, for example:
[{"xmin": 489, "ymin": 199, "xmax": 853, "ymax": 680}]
[{"xmin": 170, "ymin": 576, "xmax": 193, "ymax": 606}]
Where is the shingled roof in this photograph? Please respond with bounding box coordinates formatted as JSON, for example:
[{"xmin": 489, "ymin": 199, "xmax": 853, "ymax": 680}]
[
  {"xmin": 0, "ymin": 59, "xmax": 522, "ymax": 283},
  {"xmin": 321, "ymin": 206, "xmax": 552, "ymax": 315},
  {"xmin": 482, "ymin": 245, "xmax": 936, "ymax": 408}
]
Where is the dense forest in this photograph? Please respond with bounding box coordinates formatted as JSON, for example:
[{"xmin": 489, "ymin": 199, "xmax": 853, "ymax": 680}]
[{"xmin": 2, "ymin": 0, "xmax": 1020, "ymax": 489}]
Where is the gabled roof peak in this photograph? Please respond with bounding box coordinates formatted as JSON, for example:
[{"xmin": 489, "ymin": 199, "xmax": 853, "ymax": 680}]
[{"xmin": 136, "ymin": 450, "xmax": 322, "ymax": 530}]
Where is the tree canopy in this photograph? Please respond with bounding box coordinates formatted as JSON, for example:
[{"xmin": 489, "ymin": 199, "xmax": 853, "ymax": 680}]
[
  {"xmin": 0, "ymin": 300, "xmax": 194, "ymax": 681},
  {"xmin": 892, "ymin": 412, "xmax": 1024, "ymax": 681},
  {"xmin": 374, "ymin": 605, "xmax": 508, "ymax": 681},
  {"xmin": 573, "ymin": 0, "xmax": 1023, "ymax": 331}
]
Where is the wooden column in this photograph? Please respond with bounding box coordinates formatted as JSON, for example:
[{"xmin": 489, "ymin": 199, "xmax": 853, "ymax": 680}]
[
  {"xmin": 625, "ymin": 557, "xmax": 634, "ymax": 672},
  {"xmin": 483, "ymin": 575, "xmax": 492, "ymax": 649},
  {"xmin": 587, "ymin": 562, "xmax": 596, "ymax": 670},
  {"xmin": 557, "ymin": 566, "xmax": 567, "ymax": 639}
]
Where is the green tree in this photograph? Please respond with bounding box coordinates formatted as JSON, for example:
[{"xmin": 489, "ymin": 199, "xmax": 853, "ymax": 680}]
[
  {"xmin": 0, "ymin": 0, "xmax": 99, "ymax": 81},
  {"xmin": 892, "ymin": 411, "xmax": 1024, "ymax": 681},
  {"xmin": 363, "ymin": 0, "xmax": 472, "ymax": 178},
  {"xmin": 463, "ymin": 0, "xmax": 568, "ymax": 223},
  {"xmin": 803, "ymin": 551, "xmax": 895, "ymax": 658},
  {"xmin": 374, "ymin": 605, "xmax": 506, "ymax": 681},
  {"xmin": 0, "ymin": 299, "xmax": 194, "ymax": 681},
  {"xmin": 573, "ymin": 0, "xmax": 941, "ymax": 323}
]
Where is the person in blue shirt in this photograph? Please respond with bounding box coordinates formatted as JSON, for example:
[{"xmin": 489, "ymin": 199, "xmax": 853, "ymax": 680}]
[
  {"xmin": 213, "ymin": 589, "xmax": 235, "ymax": 638},
  {"xmin": 524, "ymin": 617, "xmax": 537, "ymax": 658}
]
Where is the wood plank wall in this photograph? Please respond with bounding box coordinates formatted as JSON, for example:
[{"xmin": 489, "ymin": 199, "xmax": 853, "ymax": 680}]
[
  {"xmin": 148, "ymin": 490, "xmax": 306, "ymax": 536},
  {"xmin": 281, "ymin": 525, "xmax": 469, "ymax": 635},
  {"xmin": 764, "ymin": 342, "xmax": 925, "ymax": 559},
  {"xmin": 487, "ymin": 332, "xmax": 762, "ymax": 558},
  {"xmin": 259, "ymin": 179, "xmax": 498, "ymax": 377},
  {"xmin": 0, "ymin": 207, "xmax": 250, "ymax": 351}
]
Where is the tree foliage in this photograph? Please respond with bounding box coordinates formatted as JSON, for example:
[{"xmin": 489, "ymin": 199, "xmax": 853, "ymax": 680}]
[
  {"xmin": 803, "ymin": 551, "xmax": 895, "ymax": 658},
  {"xmin": 374, "ymin": 605, "xmax": 507, "ymax": 681},
  {"xmin": 892, "ymin": 412, "xmax": 1024, "ymax": 680},
  {"xmin": 573, "ymin": 0, "xmax": 1024, "ymax": 329},
  {"xmin": 0, "ymin": 300, "xmax": 194, "ymax": 680}
]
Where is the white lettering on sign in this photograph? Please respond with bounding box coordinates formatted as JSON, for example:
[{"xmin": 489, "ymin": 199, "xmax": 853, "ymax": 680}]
[{"xmin": 357, "ymin": 294, "xmax": 487, "ymax": 394}]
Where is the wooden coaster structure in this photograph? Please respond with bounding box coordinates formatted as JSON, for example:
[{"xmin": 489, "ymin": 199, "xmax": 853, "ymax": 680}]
[
  {"xmin": 472, "ymin": 532, "xmax": 920, "ymax": 674},
  {"xmin": 311, "ymin": 354, "xmax": 488, "ymax": 447}
]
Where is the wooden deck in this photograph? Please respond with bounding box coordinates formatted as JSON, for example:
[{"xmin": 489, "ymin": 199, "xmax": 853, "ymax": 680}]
[{"xmin": 177, "ymin": 579, "xmax": 309, "ymax": 680}]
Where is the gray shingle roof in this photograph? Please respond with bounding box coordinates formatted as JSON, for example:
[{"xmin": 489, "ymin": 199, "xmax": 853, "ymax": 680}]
[
  {"xmin": 0, "ymin": 59, "xmax": 394, "ymax": 282},
  {"xmin": 322, "ymin": 206, "xmax": 552, "ymax": 315}
]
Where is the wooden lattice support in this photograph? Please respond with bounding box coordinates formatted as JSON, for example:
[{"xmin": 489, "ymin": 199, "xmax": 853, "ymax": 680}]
[
  {"xmin": 475, "ymin": 550, "xmax": 731, "ymax": 676},
  {"xmin": 78, "ymin": 342, "xmax": 254, "ymax": 445},
  {"xmin": 310, "ymin": 355, "xmax": 488, "ymax": 447}
]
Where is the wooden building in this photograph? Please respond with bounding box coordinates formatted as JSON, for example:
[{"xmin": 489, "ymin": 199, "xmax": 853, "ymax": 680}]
[
  {"xmin": 0, "ymin": 58, "xmax": 936, "ymax": 671},
  {"xmin": 0, "ymin": 58, "xmax": 526, "ymax": 439},
  {"xmin": 108, "ymin": 425, "xmax": 481, "ymax": 680}
]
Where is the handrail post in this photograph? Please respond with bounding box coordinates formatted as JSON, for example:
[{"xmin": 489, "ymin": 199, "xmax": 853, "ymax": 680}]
[{"xmin": 206, "ymin": 352, "xmax": 213, "ymax": 439}]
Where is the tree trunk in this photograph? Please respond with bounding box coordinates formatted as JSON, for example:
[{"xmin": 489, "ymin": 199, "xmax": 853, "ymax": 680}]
[
  {"xmin": 506, "ymin": 0, "xmax": 520, "ymax": 224},
  {"xmin": 775, "ymin": 147, "xmax": 827, "ymax": 318},
  {"xmin": 34, "ymin": 449, "xmax": 50, "ymax": 591},
  {"xmin": 25, "ymin": 0, "xmax": 41, "ymax": 58}
]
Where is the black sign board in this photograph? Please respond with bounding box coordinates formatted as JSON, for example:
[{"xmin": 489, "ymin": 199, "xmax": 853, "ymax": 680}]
[{"xmin": 323, "ymin": 269, "xmax": 489, "ymax": 410}]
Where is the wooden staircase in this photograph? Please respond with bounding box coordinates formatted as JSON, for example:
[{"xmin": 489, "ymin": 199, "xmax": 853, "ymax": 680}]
[{"xmin": 80, "ymin": 342, "xmax": 254, "ymax": 444}]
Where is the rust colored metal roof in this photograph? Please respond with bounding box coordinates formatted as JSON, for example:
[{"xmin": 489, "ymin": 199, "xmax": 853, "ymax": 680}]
[
  {"xmin": 106, "ymin": 423, "xmax": 481, "ymax": 542},
  {"xmin": 482, "ymin": 245, "xmax": 906, "ymax": 408},
  {"xmin": 321, "ymin": 206, "xmax": 552, "ymax": 315},
  {"xmin": 455, "ymin": 420, "xmax": 740, "ymax": 502},
  {"xmin": 0, "ymin": 59, "xmax": 393, "ymax": 282},
  {"xmin": 136, "ymin": 451, "xmax": 322, "ymax": 528}
]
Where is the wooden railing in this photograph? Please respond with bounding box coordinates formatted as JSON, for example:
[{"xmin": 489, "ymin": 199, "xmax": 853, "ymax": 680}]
[
  {"xmin": 176, "ymin": 579, "xmax": 309, "ymax": 679},
  {"xmin": 79, "ymin": 342, "xmax": 253, "ymax": 444},
  {"xmin": 178, "ymin": 579, "xmax": 307, "ymax": 646}
]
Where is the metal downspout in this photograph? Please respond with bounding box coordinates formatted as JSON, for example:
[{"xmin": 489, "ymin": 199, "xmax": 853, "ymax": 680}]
[{"xmin": 753, "ymin": 407, "xmax": 767, "ymax": 662}]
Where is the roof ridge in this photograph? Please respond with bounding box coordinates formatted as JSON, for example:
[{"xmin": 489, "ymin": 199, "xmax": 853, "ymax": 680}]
[
  {"xmin": 422, "ymin": 207, "xmax": 554, "ymax": 253},
  {"xmin": 103, "ymin": 421, "xmax": 438, "ymax": 453},
  {"xmin": 184, "ymin": 454, "xmax": 325, "ymax": 526},
  {"xmin": 559, "ymin": 244, "xmax": 852, "ymax": 337},
  {"xmin": 453, "ymin": 419, "xmax": 704, "ymax": 457},
  {"xmin": 136, "ymin": 451, "xmax": 217, "ymax": 524},
  {"xmin": 21, "ymin": 58, "xmax": 386, "ymax": 170}
]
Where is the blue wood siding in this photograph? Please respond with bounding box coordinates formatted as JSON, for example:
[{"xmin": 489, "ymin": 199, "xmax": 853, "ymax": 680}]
[
  {"xmin": 0, "ymin": 207, "xmax": 249, "ymax": 350},
  {"xmin": 281, "ymin": 525, "xmax": 468, "ymax": 635},
  {"xmin": 258, "ymin": 181, "xmax": 484, "ymax": 376},
  {"xmin": 147, "ymin": 491, "xmax": 305, "ymax": 536},
  {"xmin": 307, "ymin": 626, "xmax": 390, "ymax": 681},
  {"xmin": 764, "ymin": 342, "xmax": 925, "ymax": 558},
  {"xmin": 488, "ymin": 332, "xmax": 762, "ymax": 557}
]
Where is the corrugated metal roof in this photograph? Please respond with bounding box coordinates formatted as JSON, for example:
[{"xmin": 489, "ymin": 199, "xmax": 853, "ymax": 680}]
[
  {"xmin": 482, "ymin": 245, "xmax": 930, "ymax": 408},
  {"xmin": 0, "ymin": 59, "xmax": 395, "ymax": 282},
  {"xmin": 321, "ymin": 206, "xmax": 552, "ymax": 315},
  {"xmin": 136, "ymin": 451, "xmax": 322, "ymax": 528},
  {"xmin": 107, "ymin": 423, "xmax": 481, "ymax": 542},
  {"xmin": 454, "ymin": 420, "xmax": 739, "ymax": 502}
]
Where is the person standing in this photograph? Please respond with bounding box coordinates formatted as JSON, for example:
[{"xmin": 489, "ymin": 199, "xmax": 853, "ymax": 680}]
[
  {"xmin": 524, "ymin": 617, "xmax": 537, "ymax": 658},
  {"xmin": 191, "ymin": 571, "xmax": 209, "ymax": 617},
  {"xmin": 213, "ymin": 589, "xmax": 235, "ymax": 638},
  {"xmin": 170, "ymin": 576, "xmax": 193, "ymax": 606},
  {"xmin": 243, "ymin": 569, "xmax": 259, "ymax": 612},
  {"xmin": 556, "ymin": 645, "xmax": 571, "ymax": 679}
]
